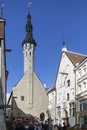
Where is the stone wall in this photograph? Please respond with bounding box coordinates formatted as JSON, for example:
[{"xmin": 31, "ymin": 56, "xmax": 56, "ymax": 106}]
[{"xmin": 0, "ymin": 109, "xmax": 6, "ymax": 130}]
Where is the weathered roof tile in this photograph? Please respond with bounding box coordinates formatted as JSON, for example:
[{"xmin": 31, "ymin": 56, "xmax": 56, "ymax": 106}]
[{"xmin": 65, "ymin": 51, "xmax": 87, "ymax": 66}]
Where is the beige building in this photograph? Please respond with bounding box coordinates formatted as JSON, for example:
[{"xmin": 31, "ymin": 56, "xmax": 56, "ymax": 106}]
[
  {"xmin": 75, "ymin": 57, "xmax": 87, "ymax": 126},
  {"xmin": 12, "ymin": 12, "xmax": 48, "ymax": 120}
]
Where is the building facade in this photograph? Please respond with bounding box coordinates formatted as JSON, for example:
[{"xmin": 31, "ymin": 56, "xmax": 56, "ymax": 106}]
[
  {"xmin": 12, "ymin": 12, "xmax": 48, "ymax": 120},
  {"xmin": 55, "ymin": 43, "xmax": 86, "ymax": 127},
  {"xmin": 75, "ymin": 57, "xmax": 87, "ymax": 126},
  {"xmin": 0, "ymin": 16, "xmax": 8, "ymax": 130}
]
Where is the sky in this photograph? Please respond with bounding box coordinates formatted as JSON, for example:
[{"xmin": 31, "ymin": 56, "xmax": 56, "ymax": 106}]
[{"xmin": 2, "ymin": 0, "xmax": 87, "ymax": 93}]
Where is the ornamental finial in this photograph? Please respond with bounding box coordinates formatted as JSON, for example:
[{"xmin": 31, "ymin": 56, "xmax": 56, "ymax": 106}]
[
  {"xmin": 0, "ymin": 0, "xmax": 4, "ymax": 17},
  {"xmin": 28, "ymin": 1, "xmax": 32, "ymax": 14}
]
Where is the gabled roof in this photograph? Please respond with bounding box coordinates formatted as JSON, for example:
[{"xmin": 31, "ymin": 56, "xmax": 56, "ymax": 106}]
[
  {"xmin": 47, "ymin": 84, "xmax": 56, "ymax": 93},
  {"xmin": 65, "ymin": 51, "xmax": 87, "ymax": 66},
  {"xmin": 54, "ymin": 50, "xmax": 87, "ymax": 86}
]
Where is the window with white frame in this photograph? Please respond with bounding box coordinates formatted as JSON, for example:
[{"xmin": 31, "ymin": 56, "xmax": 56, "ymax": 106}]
[
  {"xmin": 79, "ymin": 99, "xmax": 87, "ymax": 111},
  {"xmin": 69, "ymin": 102, "xmax": 75, "ymax": 117}
]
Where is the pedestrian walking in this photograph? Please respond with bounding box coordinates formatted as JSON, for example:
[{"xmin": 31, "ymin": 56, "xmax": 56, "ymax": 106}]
[
  {"xmin": 62, "ymin": 122, "xmax": 66, "ymax": 130},
  {"xmin": 58, "ymin": 123, "xmax": 61, "ymax": 130}
]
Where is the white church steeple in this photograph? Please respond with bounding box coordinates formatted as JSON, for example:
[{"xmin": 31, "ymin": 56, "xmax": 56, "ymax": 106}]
[
  {"xmin": 22, "ymin": 9, "xmax": 36, "ymax": 108},
  {"xmin": 22, "ymin": 11, "xmax": 36, "ymax": 74}
]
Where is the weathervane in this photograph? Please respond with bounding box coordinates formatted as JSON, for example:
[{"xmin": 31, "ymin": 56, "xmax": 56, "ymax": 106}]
[
  {"xmin": 0, "ymin": 0, "xmax": 4, "ymax": 16},
  {"xmin": 28, "ymin": 1, "xmax": 32, "ymax": 13},
  {"xmin": 0, "ymin": 0, "xmax": 4, "ymax": 17}
]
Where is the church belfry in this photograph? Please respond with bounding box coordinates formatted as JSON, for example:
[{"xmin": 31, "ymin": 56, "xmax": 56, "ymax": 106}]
[{"xmin": 22, "ymin": 12, "xmax": 36, "ymax": 73}]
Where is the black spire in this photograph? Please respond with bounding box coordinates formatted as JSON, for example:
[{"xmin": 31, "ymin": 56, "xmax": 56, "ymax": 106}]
[
  {"xmin": 62, "ymin": 40, "xmax": 67, "ymax": 52},
  {"xmin": 22, "ymin": 12, "xmax": 36, "ymax": 47},
  {"xmin": 0, "ymin": 1, "xmax": 4, "ymax": 19}
]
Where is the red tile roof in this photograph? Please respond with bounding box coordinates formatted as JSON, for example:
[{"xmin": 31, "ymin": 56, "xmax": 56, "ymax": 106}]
[
  {"xmin": 65, "ymin": 51, "xmax": 87, "ymax": 66},
  {"xmin": 48, "ymin": 85, "xmax": 56, "ymax": 93}
]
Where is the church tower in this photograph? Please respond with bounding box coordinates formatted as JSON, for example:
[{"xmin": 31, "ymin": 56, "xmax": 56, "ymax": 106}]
[
  {"xmin": 22, "ymin": 12, "xmax": 36, "ymax": 74},
  {"xmin": 12, "ymin": 7, "xmax": 48, "ymax": 116},
  {"xmin": 22, "ymin": 11, "xmax": 36, "ymax": 108}
]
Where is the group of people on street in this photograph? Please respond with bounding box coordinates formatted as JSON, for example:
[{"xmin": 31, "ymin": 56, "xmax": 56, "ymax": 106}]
[
  {"xmin": 13, "ymin": 115, "xmax": 70, "ymax": 130},
  {"xmin": 13, "ymin": 117, "xmax": 70, "ymax": 130}
]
